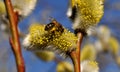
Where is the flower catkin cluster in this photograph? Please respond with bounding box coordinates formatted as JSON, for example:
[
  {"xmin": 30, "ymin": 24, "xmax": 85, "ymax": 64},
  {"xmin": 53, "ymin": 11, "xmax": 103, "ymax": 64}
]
[
  {"xmin": 57, "ymin": 61, "xmax": 73, "ymax": 72},
  {"xmin": 0, "ymin": 0, "xmax": 37, "ymax": 35},
  {"xmin": 34, "ymin": 51, "xmax": 55, "ymax": 62},
  {"xmin": 0, "ymin": 1, "xmax": 6, "ymax": 15},
  {"xmin": 67, "ymin": 0, "xmax": 104, "ymax": 35},
  {"xmin": 81, "ymin": 60, "xmax": 99, "ymax": 72},
  {"xmin": 23, "ymin": 21, "xmax": 77, "ymax": 56},
  {"xmin": 81, "ymin": 44, "xmax": 96, "ymax": 62},
  {"xmin": 12, "ymin": 0, "xmax": 37, "ymax": 17},
  {"xmin": 0, "ymin": 0, "xmax": 37, "ymax": 17}
]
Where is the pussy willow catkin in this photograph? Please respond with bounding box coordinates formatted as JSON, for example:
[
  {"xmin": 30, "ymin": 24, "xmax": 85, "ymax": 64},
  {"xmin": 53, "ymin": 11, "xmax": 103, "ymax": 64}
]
[
  {"xmin": 12, "ymin": 0, "xmax": 37, "ymax": 17},
  {"xmin": 67, "ymin": 0, "xmax": 104, "ymax": 35},
  {"xmin": 23, "ymin": 22, "xmax": 77, "ymax": 56}
]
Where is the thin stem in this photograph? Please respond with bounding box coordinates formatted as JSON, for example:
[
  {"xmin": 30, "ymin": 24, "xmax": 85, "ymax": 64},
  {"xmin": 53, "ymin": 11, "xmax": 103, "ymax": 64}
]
[
  {"xmin": 70, "ymin": 51, "xmax": 80, "ymax": 72},
  {"xmin": 4, "ymin": 0, "xmax": 25, "ymax": 72},
  {"xmin": 70, "ymin": 32, "xmax": 83, "ymax": 72},
  {"xmin": 76, "ymin": 32, "xmax": 83, "ymax": 72}
]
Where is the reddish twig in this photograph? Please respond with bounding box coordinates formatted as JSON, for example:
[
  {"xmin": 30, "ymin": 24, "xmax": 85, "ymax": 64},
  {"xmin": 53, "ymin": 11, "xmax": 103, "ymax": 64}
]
[
  {"xmin": 70, "ymin": 32, "xmax": 83, "ymax": 72},
  {"xmin": 70, "ymin": 51, "xmax": 80, "ymax": 72},
  {"xmin": 76, "ymin": 32, "xmax": 83, "ymax": 72},
  {"xmin": 4, "ymin": 0, "xmax": 25, "ymax": 72}
]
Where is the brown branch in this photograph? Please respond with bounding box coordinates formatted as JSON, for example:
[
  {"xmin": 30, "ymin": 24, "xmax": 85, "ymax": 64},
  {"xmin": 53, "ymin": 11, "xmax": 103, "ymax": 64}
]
[
  {"xmin": 76, "ymin": 32, "xmax": 83, "ymax": 72},
  {"xmin": 69, "ymin": 32, "xmax": 83, "ymax": 72},
  {"xmin": 4, "ymin": 0, "xmax": 25, "ymax": 72},
  {"xmin": 70, "ymin": 51, "xmax": 80, "ymax": 72}
]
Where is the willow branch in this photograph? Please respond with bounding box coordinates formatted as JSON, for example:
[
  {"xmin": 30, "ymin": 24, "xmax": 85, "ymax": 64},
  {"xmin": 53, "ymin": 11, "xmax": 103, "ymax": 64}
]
[
  {"xmin": 4, "ymin": 0, "xmax": 25, "ymax": 72},
  {"xmin": 76, "ymin": 32, "xmax": 83, "ymax": 72},
  {"xmin": 70, "ymin": 51, "xmax": 80, "ymax": 72},
  {"xmin": 69, "ymin": 32, "xmax": 83, "ymax": 72}
]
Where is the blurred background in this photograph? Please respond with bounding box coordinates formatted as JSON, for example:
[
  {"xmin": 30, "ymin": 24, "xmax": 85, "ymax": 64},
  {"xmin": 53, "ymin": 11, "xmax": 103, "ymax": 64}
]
[{"xmin": 0, "ymin": 0, "xmax": 120, "ymax": 72}]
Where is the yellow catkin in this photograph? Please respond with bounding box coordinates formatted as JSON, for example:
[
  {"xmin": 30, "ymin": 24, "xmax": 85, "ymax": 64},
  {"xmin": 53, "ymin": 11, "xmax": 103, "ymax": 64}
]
[
  {"xmin": 108, "ymin": 37, "xmax": 119, "ymax": 56},
  {"xmin": 81, "ymin": 44, "xmax": 96, "ymax": 62},
  {"xmin": 0, "ymin": 1, "xmax": 6, "ymax": 15},
  {"xmin": 88, "ymin": 61, "xmax": 98, "ymax": 69},
  {"xmin": 29, "ymin": 24, "xmax": 48, "ymax": 48},
  {"xmin": 81, "ymin": 60, "xmax": 99, "ymax": 72},
  {"xmin": 70, "ymin": 0, "xmax": 104, "ymax": 32},
  {"xmin": 12, "ymin": 0, "xmax": 37, "ymax": 17},
  {"xmin": 34, "ymin": 51, "xmax": 55, "ymax": 62},
  {"xmin": 24, "ymin": 23, "xmax": 77, "ymax": 55},
  {"xmin": 28, "ymin": 24, "xmax": 60, "ymax": 50},
  {"xmin": 0, "ymin": 0, "xmax": 37, "ymax": 17},
  {"xmin": 56, "ymin": 61, "xmax": 73, "ymax": 72},
  {"xmin": 52, "ymin": 29, "xmax": 77, "ymax": 53}
]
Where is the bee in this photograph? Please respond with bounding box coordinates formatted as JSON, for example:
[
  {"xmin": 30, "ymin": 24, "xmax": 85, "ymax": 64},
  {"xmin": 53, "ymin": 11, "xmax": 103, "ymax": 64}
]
[{"xmin": 45, "ymin": 19, "xmax": 64, "ymax": 34}]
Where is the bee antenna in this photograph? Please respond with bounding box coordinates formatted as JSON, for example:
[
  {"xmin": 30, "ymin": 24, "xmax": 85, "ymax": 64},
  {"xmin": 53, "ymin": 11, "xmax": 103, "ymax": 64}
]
[
  {"xmin": 48, "ymin": 16, "xmax": 55, "ymax": 21},
  {"xmin": 48, "ymin": 16, "xmax": 58, "ymax": 24}
]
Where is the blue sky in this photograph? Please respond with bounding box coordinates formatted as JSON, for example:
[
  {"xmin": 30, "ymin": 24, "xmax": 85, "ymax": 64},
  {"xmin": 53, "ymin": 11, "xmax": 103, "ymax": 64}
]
[{"xmin": 0, "ymin": 0, "xmax": 120, "ymax": 72}]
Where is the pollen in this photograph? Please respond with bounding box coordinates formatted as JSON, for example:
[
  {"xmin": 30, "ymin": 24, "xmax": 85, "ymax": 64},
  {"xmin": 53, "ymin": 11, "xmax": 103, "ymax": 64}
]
[
  {"xmin": 29, "ymin": 24, "xmax": 47, "ymax": 44},
  {"xmin": 52, "ymin": 29, "xmax": 77, "ymax": 52},
  {"xmin": 77, "ymin": 0, "xmax": 104, "ymax": 29},
  {"xmin": 88, "ymin": 61, "xmax": 98, "ymax": 68},
  {"xmin": 24, "ymin": 24, "xmax": 51, "ymax": 50},
  {"xmin": 69, "ymin": 0, "xmax": 104, "ymax": 33},
  {"xmin": 23, "ymin": 23, "xmax": 78, "ymax": 55}
]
